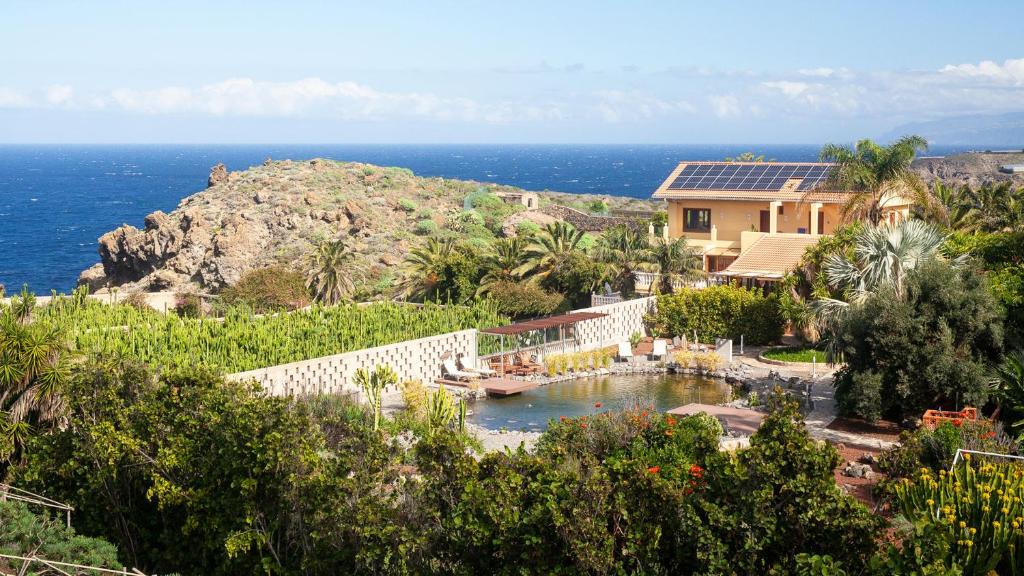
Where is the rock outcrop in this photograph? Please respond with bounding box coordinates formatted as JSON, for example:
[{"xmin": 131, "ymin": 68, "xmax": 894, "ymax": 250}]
[
  {"xmin": 913, "ymin": 152, "xmax": 1024, "ymax": 188},
  {"xmin": 80, "ymin": 159, "xmax": 662, "ymax": 295}
]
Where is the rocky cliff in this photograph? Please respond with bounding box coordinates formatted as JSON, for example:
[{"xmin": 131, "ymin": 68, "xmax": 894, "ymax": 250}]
[
  {"xmin": 913, "ymin": 152, "xmax": 1024, "ymax": 188},
  {"xmin": 79, "ymin": 159, "xmax": 659, "ymax": 294}
]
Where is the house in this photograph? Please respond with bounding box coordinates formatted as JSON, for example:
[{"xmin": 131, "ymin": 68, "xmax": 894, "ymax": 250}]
[
  {"xmin": 494, "ymin": 190, "xmax": 540, "ymax": 210},
  {"xmin": 647, "ymin": 161, "xmax": 912, "ymax": 289}
]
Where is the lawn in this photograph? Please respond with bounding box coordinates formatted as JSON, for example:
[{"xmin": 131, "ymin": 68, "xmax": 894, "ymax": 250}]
[{"xmin": 762, "ymin": 345, "xmax": 827, "ymax": 363}]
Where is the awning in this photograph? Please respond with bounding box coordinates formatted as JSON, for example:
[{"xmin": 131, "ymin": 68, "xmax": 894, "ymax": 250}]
[
  {"xmin": 716, "ymin": 233, "xmax": 820, "ymax": 281},
  {"xmin": 481, "ymin": 311, "xmax": 608, "ymax": 336}
]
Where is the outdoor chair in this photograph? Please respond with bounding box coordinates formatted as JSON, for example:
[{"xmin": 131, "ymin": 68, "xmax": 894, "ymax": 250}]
[
  {"xmin": 516, "ymin": 352, "xmax": 544, "ymax": 374},
  {"xmin": 460, "ymin": 355, "xmax": 496, "ymax": 377},
  {"xmin": 651, "ymin": 339, "xmax": 668, "ymax": 360},
  {"xmin": 442, "ymin": 358, "xmax": 478, "ymax": 381},
  {"xmin": 617, "ymin": 341, "xmax": 633, "ymax": 362}
]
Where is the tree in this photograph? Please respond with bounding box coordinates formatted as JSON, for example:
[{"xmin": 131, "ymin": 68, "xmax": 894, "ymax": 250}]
[
  {"xmin": 724, "ymin": 152, "xmax": 769, "ymax": 162},
  {"xmin": 994, "ymin": 350, "xmax": 1024, "ymax": 434},
  {"xmin": 592, "ymin": 225, "xmax": 655, "ymax": 295},
  {"xmin": 814, "ymin": 220, "xmax": 951, "ymax": 334},
  {"xmin": 0, "ymin": 289, "xmax": 71, "ymax": 464},
  {"xmin": 402, "ymin": 239, "xmax": 483, "ymax": 303},
  {"xmin": 650, "ymin": 236, "xmax": 703, "ymax": 294},
  {"xmin": 306, "ymin": 239, "xmax": 358, "ymax": 305},
  {"xmin": 811, "ymin": 136, "xmax": 931, "ymax": 225},
  {"xmin": 541, "ymin": 251, "xmax": 608, "ymax": 308},
  {"xmin": 476, "ymin": 236, "xmax": 527, "ymax": 297},
  {"xmin": 832, "ymin": 260, "xmax": 1005, "ymax": 421},
  {"xmin": 516, "ymin": 222, "xmax": 586, "ymax": 281}
]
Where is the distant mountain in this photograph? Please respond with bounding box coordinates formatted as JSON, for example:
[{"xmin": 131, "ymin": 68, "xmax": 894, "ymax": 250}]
[{"xmin": 884, "ymin": 112, "xmax": 1024, "ymax": 147}]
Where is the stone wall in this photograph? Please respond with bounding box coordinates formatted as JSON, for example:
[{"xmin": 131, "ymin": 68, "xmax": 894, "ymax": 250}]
[
  {"xmin": 538, "ymin": 204, "xmax": 642, "ymax": 232},
  {"xmin": 227, "ymin": 329, "xmax": 478, "ymax": 397}
]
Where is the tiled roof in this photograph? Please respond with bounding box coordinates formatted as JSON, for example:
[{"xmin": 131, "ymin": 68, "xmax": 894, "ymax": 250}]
[{"xmin": 717, "ymin": 234, "xmax": 821, "ymax": 279}]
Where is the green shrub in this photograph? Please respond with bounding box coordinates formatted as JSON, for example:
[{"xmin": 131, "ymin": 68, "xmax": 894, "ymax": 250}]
[
  {"xmin": 515, "ymin": 220, "xmax": 541, "ymax": 237},
  {"xmin": 484, "ymin": 280, "xmax": 566, "ymax": 319},
  {"xmin": 650, "ymin": 284, "xmax": 784, "ymax": 345},
  {"xmin": 398, "ymin": 198, "xmax": 417, "ymax": 212},
  {"xmin": 415, "ymin": 219, "xmax": 438, "ymax": 235},
  {"xmin": 0, "ymin": 499, "xmax": 122, "ymax": 571},
  {"xmin": 833, "ymin": 261, "xmax": 1005, "ymax": 421},
  {"xmin": 219, "ymin": 265, "xmax": 311, "ymax": 312}
]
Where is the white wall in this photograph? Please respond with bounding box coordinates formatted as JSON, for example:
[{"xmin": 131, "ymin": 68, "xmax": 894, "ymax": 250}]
[
  {"xmin": 228, "ymin": 297, "xmax": 657, "ymax": 397},
  {"xmin": 227, "ymin": 329, "xmax": 477, "ymax": 397}
]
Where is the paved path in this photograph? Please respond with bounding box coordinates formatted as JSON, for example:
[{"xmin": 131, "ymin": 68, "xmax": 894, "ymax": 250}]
[{"xmin": 733, "ymin": 353, "xmax": 896, "ymax": 450}]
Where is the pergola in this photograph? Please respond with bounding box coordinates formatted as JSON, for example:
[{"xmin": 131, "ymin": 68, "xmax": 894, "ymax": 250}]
[{"xmin": 480, "ymin": 312, "xmax": 608, "ymax": 375}]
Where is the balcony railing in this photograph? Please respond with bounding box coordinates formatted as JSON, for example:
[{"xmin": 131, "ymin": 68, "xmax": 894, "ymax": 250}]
[{"xmin": 633, "ymin": 272, "xmax": 712, "ymax": 292}]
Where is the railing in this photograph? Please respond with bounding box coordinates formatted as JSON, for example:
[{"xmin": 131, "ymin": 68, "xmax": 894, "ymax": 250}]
[
  {"xmin": 1, "ymin": 483, "xmax": 74, "ymax": 527},
  {"xmin": 633, "ymin": 272, "xmax": 712, "ymax": 292},
  {"xmin": 591, "ymin": 293, "xmax": 623, "ymax": 306},
  {"xmin": 0, "ymin": 553, "xmax": 146, "ymax": 575}
]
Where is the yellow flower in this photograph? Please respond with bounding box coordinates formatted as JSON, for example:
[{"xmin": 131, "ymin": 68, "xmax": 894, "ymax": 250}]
[
  {"xmin": 970, "ymin": 527, "xmax": 977, "ymax": 535},
  {"xmin": 927, "ymin": 499, "xmax": 935, "ymax": 507},
  {"xmin": 959, "ymin": 521, "xmax": 967, "ymax": 529},
  {"xmin": 966, "ymin": 540, "xmax": 974, "ymax": 547}
]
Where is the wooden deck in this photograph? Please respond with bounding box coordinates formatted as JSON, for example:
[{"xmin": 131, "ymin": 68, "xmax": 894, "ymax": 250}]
[
  {"xmin": 668, "ymin": 403, "xmax": 765, "ymax": 436},
  {"xmin": 435, "ymin": 377, "xmax": 538, "ymax": 396}
]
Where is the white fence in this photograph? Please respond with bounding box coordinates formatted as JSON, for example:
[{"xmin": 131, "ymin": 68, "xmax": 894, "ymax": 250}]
[{"xmin": 633, "ymin": 272, "xmax": 712, "ymax": 292}]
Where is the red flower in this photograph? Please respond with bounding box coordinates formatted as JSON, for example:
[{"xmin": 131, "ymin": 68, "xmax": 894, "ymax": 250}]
[
  {"xmin": 985, "ymin": 430, "xmax": 997, "ymax": 439},
  {"xmin": 689, "ymin": 464, "xmax": 705, "ymax": 478},
  {"xmin": 641, "ymin": 410, "xmax": 649, "ymax": 418},
  {"xmin": 594, "ymin": 402, "xmax": 602, "ymax": 408},
  {"xmin": 665, "ymin": 415, "xmax": 677, "ymax": 427},
  {"xmin": 647, "ymin": 466, "xmax": 660, "ymax": 474},
  {"xmin": 952, "ymin": 418, "xmax": 963, "ymax": 427},
  {"xmin": 580, "ymin": 423, "xmax": 588, "ymax": 429},
  {"xmin": 559, "ymin": 416, "xmax": 567, "ymax": 422}
]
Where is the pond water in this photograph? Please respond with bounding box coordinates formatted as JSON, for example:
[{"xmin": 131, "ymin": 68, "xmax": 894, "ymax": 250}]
[{"xmin": 467, "ymin": 373, "xmax": 732, "ymax": 432}]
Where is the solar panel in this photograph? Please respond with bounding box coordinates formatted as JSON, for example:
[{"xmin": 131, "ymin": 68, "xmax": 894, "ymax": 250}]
[{"xmin": 666, "ymin": 163, "xmax": 833, "ymax": 191}]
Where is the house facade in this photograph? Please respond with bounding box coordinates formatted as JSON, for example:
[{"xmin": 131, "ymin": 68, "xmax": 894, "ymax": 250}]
[{"xmin": 648, "ymin": 161, "xmax": 912, "ymax": 288}]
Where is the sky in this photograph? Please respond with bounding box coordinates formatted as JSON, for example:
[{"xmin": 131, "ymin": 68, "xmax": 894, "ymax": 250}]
[{"xmin": 2, "ymin": 0, "xmax": 1023, "ymax": 144}]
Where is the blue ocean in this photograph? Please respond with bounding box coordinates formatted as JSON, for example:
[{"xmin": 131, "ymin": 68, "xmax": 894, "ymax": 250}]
[{"xmin": 0, "ymin": 144, "xmax": 976, "ymax": 292}]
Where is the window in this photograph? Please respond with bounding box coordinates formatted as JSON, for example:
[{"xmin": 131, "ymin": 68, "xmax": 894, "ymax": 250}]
[{"xmin": 683, "ymin": 208, "xmax": 711, "ymax": 233}]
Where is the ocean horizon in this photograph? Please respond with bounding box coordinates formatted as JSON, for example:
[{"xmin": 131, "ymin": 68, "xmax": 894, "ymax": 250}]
[{"xmin": 0, "ymin": 143, "xmax": 984, "ymax": 292}]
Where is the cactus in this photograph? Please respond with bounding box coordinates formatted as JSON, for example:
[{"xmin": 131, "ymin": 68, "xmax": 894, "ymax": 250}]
[
  {"xmin": 355, "ymin": 364, "xmax": 396, "ymax": 431},
  {"xmin": 426, "ymin": 384, "xmax": 457, "ymax": 434}
]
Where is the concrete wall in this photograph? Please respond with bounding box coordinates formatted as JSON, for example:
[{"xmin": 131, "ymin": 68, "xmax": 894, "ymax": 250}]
[
  {"xmin": 227, "ymin": 328, "xmax": 478, "ymax": 397},
  {"xmin": 228, "ymin": 297, "xmax": 658, "ymax": 397},
  {"xmin": 572, "ymin": 296, "xmax": 656, "ymax": 351}
]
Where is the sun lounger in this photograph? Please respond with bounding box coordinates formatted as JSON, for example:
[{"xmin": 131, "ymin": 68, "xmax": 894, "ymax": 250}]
[
  {"xmin": 516, "ymin": 352, "xmax": 543, "ymax": 374},
  {"xmin": 651, "ymin": 339, "xmax": 668, "ymax": 360},
  {"xmin": 617, "ymin": 341, "xmax": 633, "ymax": 362},
  {"xmin": 460, "ymin": 356, "xmax": 496, "ymax": 377},
  {"xmin": 443, "ymin": 358, "xmax": 478, "ymax": 381}
]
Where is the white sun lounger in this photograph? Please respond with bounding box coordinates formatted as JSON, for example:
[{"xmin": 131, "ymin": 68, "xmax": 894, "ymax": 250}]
[
  {"xmin": 443, "ymin": 358, "xmax": 478, "ymax": 381},
  {"xmin": 460, "ymin": 356, "xmax": 496, "ymax": 377},
  {"xmin": 617, "ymin": 341, "xmax": 633, "ymax": 362},
  {"xmin": 651, "ymin": 339, "xmax": 668, "ymax": 360}
]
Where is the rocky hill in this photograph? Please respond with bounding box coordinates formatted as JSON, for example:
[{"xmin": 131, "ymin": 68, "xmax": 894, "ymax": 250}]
[
  {"xmin": 79, "ymin": 159, "xmax": 659, "ymax": 295},
  {"xmin": 913, "ymin": 152, "xmax": 1024, "ymax": 188}
]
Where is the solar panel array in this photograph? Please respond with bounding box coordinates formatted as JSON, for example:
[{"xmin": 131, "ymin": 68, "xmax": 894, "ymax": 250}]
[{"xmin": 667, "ymin": 163, "xmax": 832, "ymax": 191}]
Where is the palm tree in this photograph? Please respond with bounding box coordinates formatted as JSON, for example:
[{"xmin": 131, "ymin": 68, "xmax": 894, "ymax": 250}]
[
  {"xmin": 306, "ymin": 238, "xmax": 358, "ymax": 305},
  {"xmin": 516, "ymin": 222, "xmax": 586, "ymax": 281},
  {"xmin": 994, "ymin": 351, "xmax": 1024, "ymax": 434},
  {"xmin": 810, "ymin": 136, "xmax": 931, "ymax": 225},
  {"xmin": 966, "ymin": 182, "xmax": 1024, "ymax": 233},
  {"xmin": 813, "ymin": 219, "xmax": 949, "ymax": 327},
  {"xmin": 476, "ymin": 237, "xmax": 527, "ymax": 296},
  {"xmin": 650, "ymin": 236, "xmax": 704, "ymax": 294},
  {"xmin": 400, "ymin": 237, "xmax": 455, "ymax": 300},
  {"xmin": 0, "ymin": 290, "xmax": 71, "ymax": 462},
  {"xmin": 592, "ymin": 225, "xmax": 655, "ymax": 295}
]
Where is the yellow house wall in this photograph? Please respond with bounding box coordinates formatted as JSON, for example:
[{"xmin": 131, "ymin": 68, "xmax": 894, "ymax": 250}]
[{"xmin": 667, "ymin": 199, "xmax": 841, "ymax": 243}]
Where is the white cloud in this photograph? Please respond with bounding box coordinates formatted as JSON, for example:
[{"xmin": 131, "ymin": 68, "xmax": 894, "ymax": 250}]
[
  {"xmin": 709, "ymin": 94, "xmax": 741, "ymax": 118},
  {"xmin": 940, "ymin": 58, "xmax": 1024, "ymax": 86},
  {"xmin": 0, "ymin": 87, "xmax": 31, "ymax": 108},
  {"xmin": 798, "ymin": 67, "xmax": 835, "ymax": 78},
  {"xmin": 45, "ymin": 84, "xmax": 74, "ymax": 106},
  {"xmin": 761, "ymin": 80, "xmax": 810, "ymax": 97},
  {"xmin": 591, "ymin": 90, "xmax": 694, "ymax": 123}
]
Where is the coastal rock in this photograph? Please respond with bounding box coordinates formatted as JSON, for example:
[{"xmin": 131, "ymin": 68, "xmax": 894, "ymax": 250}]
[
  {"xmin": 208, "ymin": 163, "xmax": 229, "ymax": 187},
  {"xmin": 78, "ymin": 159, "xmax": 663, "ymax": 294}
]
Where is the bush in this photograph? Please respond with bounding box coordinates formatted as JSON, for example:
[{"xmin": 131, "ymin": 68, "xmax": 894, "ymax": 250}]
[
  {"xmin": 673, "ymin": 349, "xmax": 693, "ymax": 369},
  {"xmin": 398, "ymin": 198, "xmax": 417, "ymax": 212},
  {"xmin": 833, "ymin": 261, "xmax": 1005, "ymax": 421},
  {"xmin": 650, "ymin": 284, "xmax": 784, "ymax": 345},
  {"xmin": 120, "ymin": 291, "xmax": 150, "ymax": 311},
  {"xmin": 481, "ymin": 278, "xmax": 565, "ymax": 317},
  {"xmin": 515, "ymin": 220, "xmax": 541, "ymax": 238},
  {"xmin": 174, "ymin": 291, "xmax": 202, "ymax": 317},
  {"xmin": 0, "ymin": 499, "xmax": 122, "ymax": 571},
  {"xmin": 219, "ymin": 265, "xmax": 311, "ymax": 313},
  {"xmin": 415, "ymin": 219, "xmax": 438, "ymax": 235},
  {"xmin": 541, "ymin": 251, "xmax": 609, "ymax": 308}
]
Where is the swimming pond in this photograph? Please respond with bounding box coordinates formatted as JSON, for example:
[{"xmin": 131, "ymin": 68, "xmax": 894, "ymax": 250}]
[{"xmin": 466, "ymin": 373, "xmax": 732, "ymax": 432}]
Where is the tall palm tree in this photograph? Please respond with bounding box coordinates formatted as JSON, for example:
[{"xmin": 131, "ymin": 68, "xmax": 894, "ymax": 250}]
[
  {"xmin": 0, "ymin": 291, "xmax": 71, "ymax": 462},
  {"xmin": 923, "ymin": 181, "xmax": 975, "ymax": 231},
  {"xmin": 809, "ymin": 136, "xmax": 931, "ymax": 225},
  {"xmin": 306, "ymin": 238, "xmax": 358, "ymax": 305},
  {"xmin": 516, "ymin": 222, "xmax": 586, "ymax": 281},
  {"xmin": 476, "ymin": 237, "xmax": 527, "ymax": 296},
  {"xmin": 813, "ymin": 219, "xmax": 949, "ymax": 327},
  {"xmin": 966, "ymin": 182, "xmax": 1024, "ymax": 233},
  {"xmin": 400, "ymin": 237, "xmax": 455, "ymax": 300},
  {"xmin": 650, "ymin": 236, "xmax": 704, "ymax": 294},
  {"xmin": 592, "ymin": 225, "xmax": 655, "ymax": 295}
]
